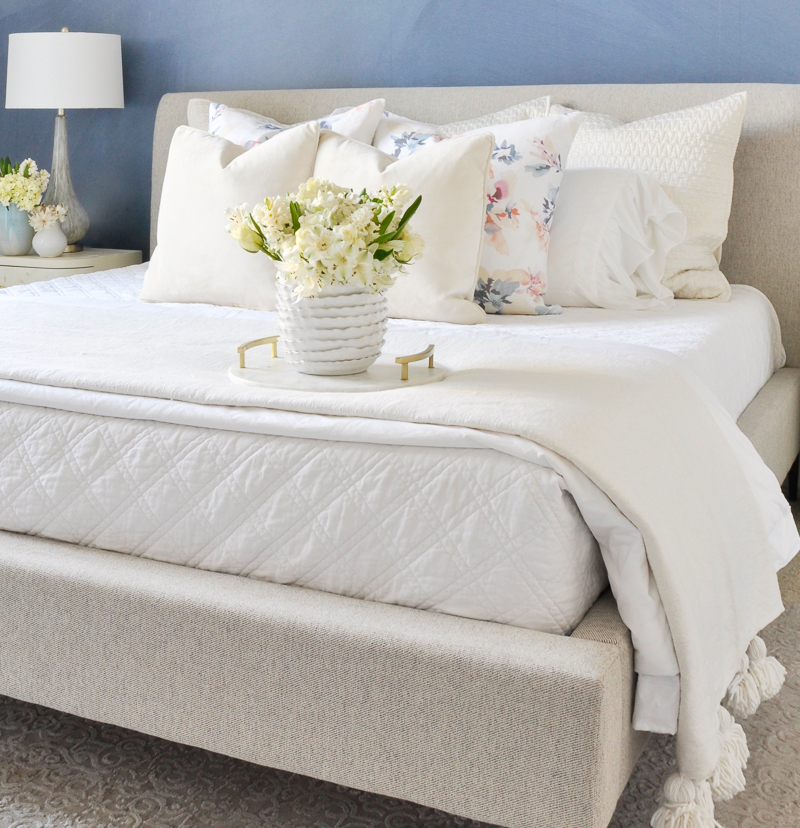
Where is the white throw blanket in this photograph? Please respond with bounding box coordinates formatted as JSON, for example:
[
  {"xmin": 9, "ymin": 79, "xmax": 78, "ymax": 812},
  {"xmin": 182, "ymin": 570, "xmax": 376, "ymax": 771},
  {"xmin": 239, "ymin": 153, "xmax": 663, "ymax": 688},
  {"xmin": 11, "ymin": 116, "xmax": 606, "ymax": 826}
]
[{"xmin": 0, "ymin": 295, "xmax": 796, "ymax": 824}]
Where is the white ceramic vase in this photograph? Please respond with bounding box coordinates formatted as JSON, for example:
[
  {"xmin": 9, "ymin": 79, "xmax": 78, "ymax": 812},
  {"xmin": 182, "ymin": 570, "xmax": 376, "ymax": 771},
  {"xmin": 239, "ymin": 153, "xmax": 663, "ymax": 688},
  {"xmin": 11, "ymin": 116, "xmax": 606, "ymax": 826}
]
[
  {"xmin": 276, "ymin": 283, "xmax": 387, "ymax": 375},
  {"xmin": 32, "ymin": 224, "xmax": 68, "ymax": 258}
]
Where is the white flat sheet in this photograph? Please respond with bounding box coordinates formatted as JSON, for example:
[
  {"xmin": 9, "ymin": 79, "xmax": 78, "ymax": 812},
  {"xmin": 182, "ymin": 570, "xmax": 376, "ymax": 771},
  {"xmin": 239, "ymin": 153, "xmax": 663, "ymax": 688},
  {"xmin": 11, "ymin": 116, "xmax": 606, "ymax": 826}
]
[
  {"xmin": 0, "ymin": 266, "xmax": 791, "ymax": 736},
  {"xmin": 3, "ymin": 264, "xmax": 783, "ymax": 419}
]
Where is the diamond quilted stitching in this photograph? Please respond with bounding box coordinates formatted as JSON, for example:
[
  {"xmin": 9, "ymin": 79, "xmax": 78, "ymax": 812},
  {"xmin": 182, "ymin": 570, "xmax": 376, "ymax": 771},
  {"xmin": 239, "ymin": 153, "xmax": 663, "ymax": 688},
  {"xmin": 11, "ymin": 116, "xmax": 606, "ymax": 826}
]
[{"xmin": 0, "ymin": 401, "xmax": 607, "ymax": 635}]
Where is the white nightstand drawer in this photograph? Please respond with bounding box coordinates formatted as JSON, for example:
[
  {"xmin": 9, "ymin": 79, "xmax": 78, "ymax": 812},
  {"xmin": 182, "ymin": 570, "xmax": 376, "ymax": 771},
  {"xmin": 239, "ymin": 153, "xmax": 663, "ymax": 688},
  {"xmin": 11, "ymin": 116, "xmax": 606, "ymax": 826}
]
[{"xmin": 0, "ymin": 248, "xmax": 142, "ymax": 288}]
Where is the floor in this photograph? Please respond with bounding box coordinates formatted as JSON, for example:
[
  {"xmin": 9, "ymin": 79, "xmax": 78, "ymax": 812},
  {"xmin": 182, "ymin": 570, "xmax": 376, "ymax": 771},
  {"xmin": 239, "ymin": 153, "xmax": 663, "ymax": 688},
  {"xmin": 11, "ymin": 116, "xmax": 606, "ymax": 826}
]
[{"xmin": 1, "ymin": 530, "xmax": 800, "ymax": 826}]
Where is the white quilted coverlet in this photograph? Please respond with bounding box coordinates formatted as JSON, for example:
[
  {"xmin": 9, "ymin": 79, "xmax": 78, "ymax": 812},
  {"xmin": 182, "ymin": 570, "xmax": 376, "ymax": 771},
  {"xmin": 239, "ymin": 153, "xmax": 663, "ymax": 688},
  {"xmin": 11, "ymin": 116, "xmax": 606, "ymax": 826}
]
[
  {"xmin": 0, "ymin": 399, "xmax": 602, "ymax": 633},
  {"xmin": 0, "ymin": 266, "xmax": 790, "ymax": 734}
]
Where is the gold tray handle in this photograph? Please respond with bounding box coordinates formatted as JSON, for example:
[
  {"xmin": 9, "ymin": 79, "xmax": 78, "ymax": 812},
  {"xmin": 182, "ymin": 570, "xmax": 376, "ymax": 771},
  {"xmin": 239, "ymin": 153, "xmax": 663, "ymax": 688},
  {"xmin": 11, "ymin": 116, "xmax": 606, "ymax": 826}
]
[
  {"xmin": 395, "ymin": 344, "xmax": 434, "ymax": 381},
  {"xmin": 238, "ymin": 336, "xmax": 279, "ymax": 369}
]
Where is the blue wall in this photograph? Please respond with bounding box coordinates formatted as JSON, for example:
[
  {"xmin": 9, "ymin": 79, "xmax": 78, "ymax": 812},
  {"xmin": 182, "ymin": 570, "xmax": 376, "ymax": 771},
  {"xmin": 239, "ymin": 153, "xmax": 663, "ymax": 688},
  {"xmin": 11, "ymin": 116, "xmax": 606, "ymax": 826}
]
[{"xmin": 1, "ymin": 0, "xmax": 798, "ymax": 256}]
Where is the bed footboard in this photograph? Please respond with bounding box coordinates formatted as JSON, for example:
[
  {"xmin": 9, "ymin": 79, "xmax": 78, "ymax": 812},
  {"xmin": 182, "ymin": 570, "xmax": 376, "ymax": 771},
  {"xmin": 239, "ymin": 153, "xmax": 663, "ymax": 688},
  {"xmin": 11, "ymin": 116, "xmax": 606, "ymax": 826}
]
[
  {"xmin": 0, "ymin": 531, "xmax": 644, "ymax": 828},
  {"xmin": 737, "ymin": 366, "xmax": 800, "ymax": 486}
]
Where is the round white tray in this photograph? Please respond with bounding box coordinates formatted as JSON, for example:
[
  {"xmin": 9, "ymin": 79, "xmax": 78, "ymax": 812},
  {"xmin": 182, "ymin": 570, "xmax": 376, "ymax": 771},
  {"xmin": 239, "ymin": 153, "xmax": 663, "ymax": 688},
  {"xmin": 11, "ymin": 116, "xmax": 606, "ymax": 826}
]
[{"xmin": 229, "ymin": 356, "xmax": 447, "ymax": 393}]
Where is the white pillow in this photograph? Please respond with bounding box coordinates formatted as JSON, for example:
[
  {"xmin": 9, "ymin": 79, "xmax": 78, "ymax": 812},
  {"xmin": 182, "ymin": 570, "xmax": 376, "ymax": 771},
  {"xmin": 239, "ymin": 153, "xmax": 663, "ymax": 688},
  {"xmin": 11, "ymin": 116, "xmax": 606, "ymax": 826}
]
[
  {"xmin": 372, "ymin": 96, "xmax": 551, "ymax": 159},
  {"xmin": 313, "ymin": 130, "xmax": 493, "ymax": 324},
  {"xmin": 207, "ymin": 98, "xmax": 384, "ymax": 148},
  {"xmin": 141, "ymin": 122, "xmax": 320, "ymax": 310},
  {"xmin": 546, "ymin": 169, "xmax": 687, "ymax": 310},
  {"xmin": 550, "ymin": 93, "xmax": 747, "ymax": 301}
]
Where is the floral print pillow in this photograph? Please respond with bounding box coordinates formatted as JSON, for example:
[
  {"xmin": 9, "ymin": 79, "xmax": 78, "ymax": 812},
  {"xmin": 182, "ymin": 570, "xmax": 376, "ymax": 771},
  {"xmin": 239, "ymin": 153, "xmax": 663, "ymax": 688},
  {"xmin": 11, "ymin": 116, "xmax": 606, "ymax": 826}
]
[
  {"xmin": 461, "ymin": 114, "xmax": 583, "ymax": 314},
  {"xmin": 371, "ymin": 97, "xmax": 551, "ymax": 161},
  {"xmin": 372, "ymin": 112, "xmax": 444, "ymax": 159},
  {"xmin": 208, "ymin": 99, "xmax": 385, "ymax": 149}
]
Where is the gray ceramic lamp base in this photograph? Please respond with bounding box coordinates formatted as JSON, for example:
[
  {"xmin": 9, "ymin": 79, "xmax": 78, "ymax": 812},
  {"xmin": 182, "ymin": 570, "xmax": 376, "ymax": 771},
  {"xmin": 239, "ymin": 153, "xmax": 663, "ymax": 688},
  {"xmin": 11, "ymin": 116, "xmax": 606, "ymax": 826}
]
[{"xmin": 42, "ymin": 112, "xmax": 90, "ymax": 249}]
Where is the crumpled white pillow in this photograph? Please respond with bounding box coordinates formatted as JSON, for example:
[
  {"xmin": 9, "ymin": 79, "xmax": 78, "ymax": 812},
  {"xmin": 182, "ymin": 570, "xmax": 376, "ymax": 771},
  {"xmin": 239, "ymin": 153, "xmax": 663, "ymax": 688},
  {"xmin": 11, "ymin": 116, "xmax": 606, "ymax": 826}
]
[
  {"xmin": 550, "ymin": 93, "xmax": 747, "ymax": 301},
  {"xmin": 546, "ymin": 169, "xmax": 687, "ymax": 310},
  {"xmin": 371, "ymin": 96, "xmax": 551, "ymax": 159},
  {"xmin": 207, "ymin": 98, "xmax": 385, "ymax": 148}
]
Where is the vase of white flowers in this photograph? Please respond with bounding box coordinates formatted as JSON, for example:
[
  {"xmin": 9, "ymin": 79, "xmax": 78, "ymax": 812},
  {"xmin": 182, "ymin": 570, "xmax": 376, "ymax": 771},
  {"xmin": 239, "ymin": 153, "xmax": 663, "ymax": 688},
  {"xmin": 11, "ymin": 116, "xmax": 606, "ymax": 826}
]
[
  {"xmin": 0, "ymin": 157, "xmax": 50, "ymax": 256},
  {"xmin": 29, "ymin": 204, "xmax": 69, "ymax": 258},
  {"xmin": 227, "ymin": 178, "xmax": 424, "ymax": 375}
]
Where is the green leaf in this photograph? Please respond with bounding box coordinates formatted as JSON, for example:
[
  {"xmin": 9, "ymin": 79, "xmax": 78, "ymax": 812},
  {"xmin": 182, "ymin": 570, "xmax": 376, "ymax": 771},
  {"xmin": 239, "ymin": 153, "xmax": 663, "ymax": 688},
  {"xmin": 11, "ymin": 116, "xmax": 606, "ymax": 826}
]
[
  {"xmin": 394, "ymin": 194, "xmax": 422, "ymax": 235},
  {"xmin": 379, "ymin": 210, "xmax": 395, "ymax": 235},
  {"xmin": 373, "ymin": 230, "xmax": 400, "ymax": 246},
  {"xmin": 248, "ymin": 214, "xmax": 265, "ymax": 241},
  {"xmin": 289, "ymin": 201, "xmax": 301, "ymax": 232},
  {"xmin": 373, "ymin": 248, "xmax": 392, "ymax": 261}
]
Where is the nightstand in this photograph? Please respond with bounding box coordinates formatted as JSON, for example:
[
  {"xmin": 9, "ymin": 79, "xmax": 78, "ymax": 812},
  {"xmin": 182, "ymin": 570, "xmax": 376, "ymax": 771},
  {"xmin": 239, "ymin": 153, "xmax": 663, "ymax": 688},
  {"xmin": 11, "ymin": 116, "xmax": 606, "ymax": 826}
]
[{"xmin": 0, "ymin": 247, "xmax": 142, "ymax": 288}]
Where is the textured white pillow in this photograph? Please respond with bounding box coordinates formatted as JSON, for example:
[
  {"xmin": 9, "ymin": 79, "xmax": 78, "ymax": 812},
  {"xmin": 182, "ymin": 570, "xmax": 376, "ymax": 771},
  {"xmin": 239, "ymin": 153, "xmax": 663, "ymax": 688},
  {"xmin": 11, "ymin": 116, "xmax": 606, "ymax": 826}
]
[
  {"xmin": 207, "ymin": 98, "xmax": 384, "ymax": 148},
  {"xmin": 546, "ymin": 169, "xmax": 687, "ymax": 310},
  {"xmin": 142, "ymin": 122, "xmax": 320, "ymax": 310},
  {"xmin": 372, "ymin": 96, "xmax": 551, "ymax": 159},
  {"xmin": 313, "ymin": 130, "xmax": 493, "ymax": 324},
  {"xmin": 550, "ymin": 93, "xmax": 747, "ymax": 301}
]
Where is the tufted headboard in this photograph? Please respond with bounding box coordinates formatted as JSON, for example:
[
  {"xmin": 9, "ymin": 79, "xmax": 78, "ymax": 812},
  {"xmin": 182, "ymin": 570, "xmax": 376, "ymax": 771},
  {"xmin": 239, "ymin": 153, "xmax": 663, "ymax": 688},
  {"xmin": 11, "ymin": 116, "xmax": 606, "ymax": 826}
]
[{"xmin": 152, "ymin": 84, "xmax": 800, "ymax": 366}]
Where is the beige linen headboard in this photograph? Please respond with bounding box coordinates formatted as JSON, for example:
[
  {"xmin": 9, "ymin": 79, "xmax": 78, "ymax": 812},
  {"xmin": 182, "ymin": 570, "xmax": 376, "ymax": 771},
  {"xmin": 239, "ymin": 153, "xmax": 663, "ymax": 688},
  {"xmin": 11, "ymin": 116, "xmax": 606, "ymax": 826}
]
[{"xmin": 152, "ymin": 84, "xmax": 800, "ymax": 366}]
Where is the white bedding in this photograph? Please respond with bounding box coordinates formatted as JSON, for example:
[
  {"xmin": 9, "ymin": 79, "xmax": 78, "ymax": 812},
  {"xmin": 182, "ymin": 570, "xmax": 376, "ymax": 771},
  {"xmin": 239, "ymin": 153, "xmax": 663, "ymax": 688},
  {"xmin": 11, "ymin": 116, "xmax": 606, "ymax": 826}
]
[
  {"xmin": 6, "ymin": 264, "xmax": 782, "ymax": 419},
  {"xmin": 0, "ymin": 265, "xmax": 791, "ymax": 736}
]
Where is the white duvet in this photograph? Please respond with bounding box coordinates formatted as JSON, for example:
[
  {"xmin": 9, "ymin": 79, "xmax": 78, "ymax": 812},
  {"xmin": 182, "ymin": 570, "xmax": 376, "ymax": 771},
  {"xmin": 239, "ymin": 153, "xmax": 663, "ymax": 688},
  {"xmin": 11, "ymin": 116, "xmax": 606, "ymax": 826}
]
[{"xmin": 0, "ymin": 265, "xmax": 794, "ymax": 738}]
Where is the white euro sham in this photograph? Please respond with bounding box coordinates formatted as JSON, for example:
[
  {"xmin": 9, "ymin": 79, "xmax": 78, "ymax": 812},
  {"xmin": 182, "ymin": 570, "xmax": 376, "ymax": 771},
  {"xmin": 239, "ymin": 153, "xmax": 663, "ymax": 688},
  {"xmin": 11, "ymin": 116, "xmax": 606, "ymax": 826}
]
[{"xmin": 551, "ymin": 92, "xmax": 747, "ymax": 302}]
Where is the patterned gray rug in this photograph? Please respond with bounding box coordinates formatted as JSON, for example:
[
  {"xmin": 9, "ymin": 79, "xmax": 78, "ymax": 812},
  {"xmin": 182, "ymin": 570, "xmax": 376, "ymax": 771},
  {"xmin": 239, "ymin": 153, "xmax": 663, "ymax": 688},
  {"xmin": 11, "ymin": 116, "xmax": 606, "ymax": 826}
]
[{"xmin": 1, "ymin": 610, "xmax": 798, "ymax": 827}]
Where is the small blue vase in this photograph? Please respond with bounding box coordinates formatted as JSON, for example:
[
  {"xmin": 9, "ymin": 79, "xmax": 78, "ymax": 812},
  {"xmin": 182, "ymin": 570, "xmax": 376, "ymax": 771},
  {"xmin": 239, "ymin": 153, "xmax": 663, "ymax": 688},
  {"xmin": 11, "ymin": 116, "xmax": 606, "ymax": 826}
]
[{"xmin": 0, "ymin": 204, "xmax": 34, "ymax": 256}]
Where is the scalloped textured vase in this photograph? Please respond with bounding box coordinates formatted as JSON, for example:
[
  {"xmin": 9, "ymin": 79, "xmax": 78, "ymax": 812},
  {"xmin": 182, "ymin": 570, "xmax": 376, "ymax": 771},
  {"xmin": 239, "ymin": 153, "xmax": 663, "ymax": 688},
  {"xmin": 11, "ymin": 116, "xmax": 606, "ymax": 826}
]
[{"xmin": 277, "ymin": 283, "xmax": 387, "ymax": 375}]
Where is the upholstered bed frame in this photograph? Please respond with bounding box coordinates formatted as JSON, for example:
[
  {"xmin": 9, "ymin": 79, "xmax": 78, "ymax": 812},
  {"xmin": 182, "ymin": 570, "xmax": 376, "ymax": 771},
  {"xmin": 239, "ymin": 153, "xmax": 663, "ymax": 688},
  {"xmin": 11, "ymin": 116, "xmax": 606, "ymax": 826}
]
[{"xmin": 2, "ymin": 84, "xmax": 800, "ymax": 828}]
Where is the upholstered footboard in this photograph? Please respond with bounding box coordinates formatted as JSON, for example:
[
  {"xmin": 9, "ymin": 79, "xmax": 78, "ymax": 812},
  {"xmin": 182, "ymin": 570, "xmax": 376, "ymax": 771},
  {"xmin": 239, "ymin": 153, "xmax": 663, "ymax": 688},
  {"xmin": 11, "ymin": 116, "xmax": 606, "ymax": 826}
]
[
  {"xmin": 737, "ymin": 367, "xmax": 800, "ymax": 485},
  {"xmin": 0, "ymin": 531, "xmax": 645, "ymax": 828}
]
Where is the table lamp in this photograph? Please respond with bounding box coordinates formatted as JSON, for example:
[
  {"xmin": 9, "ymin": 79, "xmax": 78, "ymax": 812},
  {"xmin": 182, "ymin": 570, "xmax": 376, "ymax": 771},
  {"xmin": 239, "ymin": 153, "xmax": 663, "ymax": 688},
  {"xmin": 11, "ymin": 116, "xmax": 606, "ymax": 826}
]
[{"xmin": 5, "ymin": 29, "xmax": 124, "ymax": 252}]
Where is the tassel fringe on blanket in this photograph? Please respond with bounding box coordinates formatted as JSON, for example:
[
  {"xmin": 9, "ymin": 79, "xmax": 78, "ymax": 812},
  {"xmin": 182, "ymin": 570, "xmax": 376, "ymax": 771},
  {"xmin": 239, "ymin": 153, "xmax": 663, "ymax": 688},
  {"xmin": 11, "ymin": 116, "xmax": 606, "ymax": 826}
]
[{"xmin": 650, "ymin": 636, "xmax": 786, "ymax": 828}]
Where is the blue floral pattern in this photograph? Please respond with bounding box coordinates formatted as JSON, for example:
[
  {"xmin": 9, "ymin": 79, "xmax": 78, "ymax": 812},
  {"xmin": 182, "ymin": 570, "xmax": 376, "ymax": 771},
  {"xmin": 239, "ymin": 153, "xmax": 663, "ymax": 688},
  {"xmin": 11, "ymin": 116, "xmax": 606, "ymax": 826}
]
[
  {"xmin": 373, "ymin": 111, "xmax": 582, "ymax": 314},
  {"xmin": 472, "ymin": 115, "xmax": 580, "ymax": 314},
  {"xmin": 208, "ymin": 100, "xmax": 385, "ymax": 149},
  {"xmin": 390, "ymin": 131, "xmax": 440, "ymax": 158}
]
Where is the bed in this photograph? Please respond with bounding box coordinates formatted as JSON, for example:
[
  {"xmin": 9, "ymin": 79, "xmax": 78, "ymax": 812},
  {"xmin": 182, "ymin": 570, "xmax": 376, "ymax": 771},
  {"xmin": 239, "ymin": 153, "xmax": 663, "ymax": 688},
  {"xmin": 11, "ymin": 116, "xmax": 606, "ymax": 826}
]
[{"xmin": 1, "ymin": 83, "xmax": 800, "ymax": 828}]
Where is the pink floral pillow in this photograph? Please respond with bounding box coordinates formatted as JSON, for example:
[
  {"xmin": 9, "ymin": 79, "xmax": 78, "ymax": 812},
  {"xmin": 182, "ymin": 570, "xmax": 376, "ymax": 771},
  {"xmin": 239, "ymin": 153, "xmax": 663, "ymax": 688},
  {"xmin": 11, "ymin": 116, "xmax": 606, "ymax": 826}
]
[{"xmin": 461, "ymin": 114, "xmax": 583, "ymax": 314}]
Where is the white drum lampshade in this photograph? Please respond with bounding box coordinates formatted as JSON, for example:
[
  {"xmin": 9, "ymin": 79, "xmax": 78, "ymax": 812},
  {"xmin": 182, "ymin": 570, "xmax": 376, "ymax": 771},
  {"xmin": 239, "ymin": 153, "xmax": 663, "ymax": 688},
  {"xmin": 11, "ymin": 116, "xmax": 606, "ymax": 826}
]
[{"xmin": 5, "ymin": 30, "xmax": 124, "ymax": 251}]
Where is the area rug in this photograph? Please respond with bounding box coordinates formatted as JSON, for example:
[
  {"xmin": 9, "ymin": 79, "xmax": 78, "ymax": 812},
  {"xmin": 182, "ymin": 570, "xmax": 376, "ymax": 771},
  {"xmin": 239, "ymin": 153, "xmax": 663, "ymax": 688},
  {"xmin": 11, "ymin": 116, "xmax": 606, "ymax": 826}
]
[{"xmin": 2, "ymin": 569, "xmax": 799, "ymax": 827}]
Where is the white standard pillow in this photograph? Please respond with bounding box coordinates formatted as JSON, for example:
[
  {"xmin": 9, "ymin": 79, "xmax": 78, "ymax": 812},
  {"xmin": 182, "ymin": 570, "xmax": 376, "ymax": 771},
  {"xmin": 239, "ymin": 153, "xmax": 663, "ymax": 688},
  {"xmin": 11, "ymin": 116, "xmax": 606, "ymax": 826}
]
[
  {"xmin": 141, "ymin": 122, "xmax": 320, "ymax": 310},
  {"xmin": 371, "ymin": 96, "xmax": 551, "ymax": 159},
  {"xmin": 546, "ymin": 169, "xmax": 687, "ymax": 310},
  {"xmin": 313, "ymin": 130, "xmax": 493, "ymax": 324},
  {"xmin": 550, "ymin": 93, "xmax": 747, "ymax": 301},
  {"xmin": 205, "ymin": 98, "xmax": 385, "ymax": 148}
]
